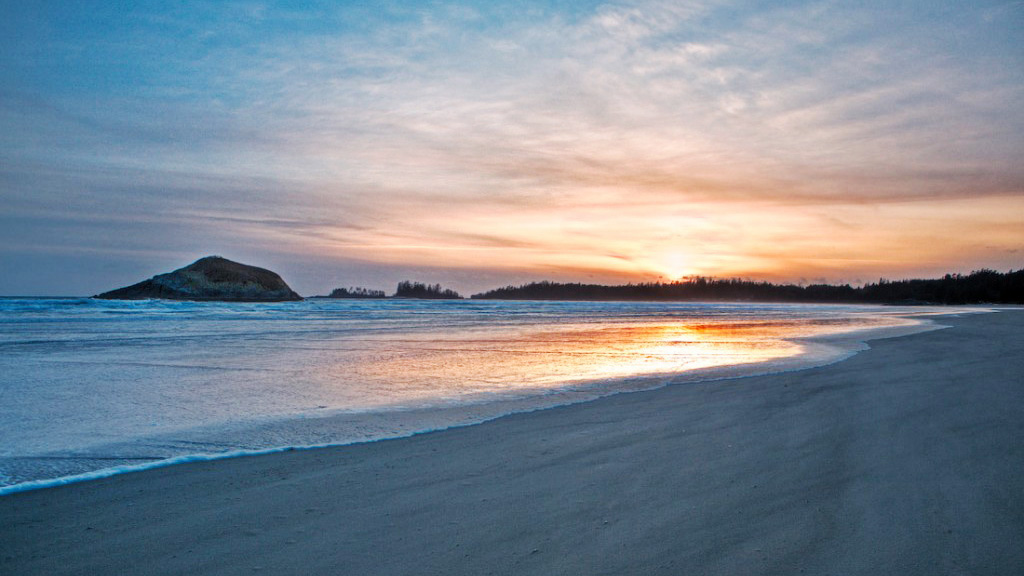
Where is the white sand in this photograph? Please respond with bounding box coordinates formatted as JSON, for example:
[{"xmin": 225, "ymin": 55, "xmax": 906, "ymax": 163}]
[{"xmin": 2, "ymin": 310, "xmax": 1022, "ymax": 575}]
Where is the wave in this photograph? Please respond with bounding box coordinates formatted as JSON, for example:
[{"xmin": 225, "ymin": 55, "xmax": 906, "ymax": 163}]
[{"xmin": 0, "ymin": 299, "xmax": 983, "ymax": 493}]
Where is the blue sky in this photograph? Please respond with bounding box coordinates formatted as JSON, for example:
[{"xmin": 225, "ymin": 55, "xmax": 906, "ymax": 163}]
[{"xmin": 2, "ymin": 1, "xmax": 1022, "ymax": 295}]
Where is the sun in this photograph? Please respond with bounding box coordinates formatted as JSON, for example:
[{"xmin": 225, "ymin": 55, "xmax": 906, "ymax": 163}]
[{"xmin": 657, "ymin": 252, "xmax": 697, "ymax": 282}]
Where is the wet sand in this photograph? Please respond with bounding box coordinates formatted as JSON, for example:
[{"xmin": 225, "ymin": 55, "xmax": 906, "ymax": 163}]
[{"xmin": 2, "ymin": 311, "xmax": 1022, "ymax": 575}]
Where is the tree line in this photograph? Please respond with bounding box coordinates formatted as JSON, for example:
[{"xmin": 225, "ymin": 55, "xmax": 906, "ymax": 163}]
[
  {"xmin": 469, "ymin": 269, "xmax": 1024, "ymax": 304},
  {"xmin": 394, "ymin": 281, "xmax": 463, "ymax": 299},
  {"xmin": 327, "ymin": 286, "xmax": 387, "ymax": 298},
  {"xmin": 317, "ymin": 269, "xmax": 1023, "ymax": 303},
  {"xmin": 323, "ymin": 281, "xmax": 464, "ymax": 299}
]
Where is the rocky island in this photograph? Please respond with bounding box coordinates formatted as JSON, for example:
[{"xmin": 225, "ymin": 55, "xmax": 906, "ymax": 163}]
[{"xmin": 94, "ymin": 256, "xmax": 303, "ymax": 302}]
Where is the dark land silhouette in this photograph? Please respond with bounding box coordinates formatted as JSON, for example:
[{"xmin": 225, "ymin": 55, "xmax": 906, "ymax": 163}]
[
  {"xmin": 94, "ymin": 256, "xmax": 1023, "ymax": 305},
  {"xmin": 319, "ymin": 287, "xmax": 387, "ymax": 299},
  {"xmin": 394, "ymin": 281, "xmax": 463, "ymax": 299},
  {"xmin": 94, "ymin": 256, "xmax": 302, "ymax": 302},
  {"xmin": 470, "ymin": 269, "xmax": 1024, "ymax": 305}
]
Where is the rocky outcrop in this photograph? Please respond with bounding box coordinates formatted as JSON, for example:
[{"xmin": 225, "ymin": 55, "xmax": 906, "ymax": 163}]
[{"xmin": 95, "ymin": 256, "xmax": 303, "ymax": 302}]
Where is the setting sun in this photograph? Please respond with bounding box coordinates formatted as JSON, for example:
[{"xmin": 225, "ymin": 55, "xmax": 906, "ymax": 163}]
[
  {"xmin": 2, "ymin": 2, "xmax": 1022, "ymax": 297},
  {"xmin": 654, "ymin": 252, "xmax": 697, "ymax": 281}
]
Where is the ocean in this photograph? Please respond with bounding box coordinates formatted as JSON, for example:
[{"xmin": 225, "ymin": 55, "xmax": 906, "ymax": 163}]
[{"xmin": 0, "ymin": 297, "xmax": 950, "ymax": 492}]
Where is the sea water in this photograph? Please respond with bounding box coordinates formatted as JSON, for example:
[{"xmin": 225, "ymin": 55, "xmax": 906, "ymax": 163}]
[{"xmin": 0, "ymin": 297, "xmax": 952, "ymax": 491}]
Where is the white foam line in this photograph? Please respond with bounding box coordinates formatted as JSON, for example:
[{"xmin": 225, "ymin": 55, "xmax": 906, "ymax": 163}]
[
  {"xmin": 0, "ymin": 308, "xmax": 991, "ymax": 497},
  {"xmin": 0, "ymin": 442, "xmax": 395, "ymax": 497}
]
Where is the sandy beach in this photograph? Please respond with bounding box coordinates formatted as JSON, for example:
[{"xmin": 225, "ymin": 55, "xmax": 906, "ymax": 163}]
[{"xmin": 2, "ymin": 310, "xmax": 1022, "ymax": 575}]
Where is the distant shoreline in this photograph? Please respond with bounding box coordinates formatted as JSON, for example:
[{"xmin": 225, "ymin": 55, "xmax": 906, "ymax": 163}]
[
  {"xmin": 4, "ymin": 267, "xmax": 1023, "ymax": 304},
  {"xmin": 302, "ymin": 268, "xmax": 1024, "ymax": 304},
  {"xmin": 467, "ymin": 270, "xmax": 1024, "ymax": 305}
]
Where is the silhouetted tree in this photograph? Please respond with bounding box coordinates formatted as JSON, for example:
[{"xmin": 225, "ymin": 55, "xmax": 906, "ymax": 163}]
[
  {"xmin": 470, "ymin": 269, "xmax": 1024, "ymax": 304},
  {"xmin": 395, "ymin": 281, "xmax": 463, "ymax": 299},
  {"xmin": 327, "ymin": 286, "xmax": 386, "ymax": 298}
]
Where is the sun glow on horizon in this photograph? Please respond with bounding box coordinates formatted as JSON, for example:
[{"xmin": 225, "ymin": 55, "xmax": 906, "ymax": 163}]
[
  {"xmin": 653, "ymin": 251, "xmax": 699, "ymax": 282},
  {"xmin": 1, "ymin": 1, "xmax": 1022, "ymax": 296}
]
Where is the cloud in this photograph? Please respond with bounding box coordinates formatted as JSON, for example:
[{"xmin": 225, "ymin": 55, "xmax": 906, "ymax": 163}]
[{"xmin": 1, "ymin": 1, "xmax": 1022, "ymax": 294}]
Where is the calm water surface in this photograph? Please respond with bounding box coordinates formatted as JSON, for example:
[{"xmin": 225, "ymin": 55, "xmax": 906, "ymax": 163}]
[{"xmin": 0, "ymin": 297, "xmax": 944, "ymax": 489}]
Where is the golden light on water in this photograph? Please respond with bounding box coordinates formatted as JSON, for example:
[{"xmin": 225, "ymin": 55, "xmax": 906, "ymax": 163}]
[
  {"xmin": 329, "ymin": 320, "xmax": 814, "ymax": 407},
  {"xmin": 575, "ymin": 323, "xmax": 803, "ymax": 381}
]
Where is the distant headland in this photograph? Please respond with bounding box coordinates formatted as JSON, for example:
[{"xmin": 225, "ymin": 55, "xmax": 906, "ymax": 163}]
[
  {"xmin": 94, "ymin": 256, "xmax": 302, "ymax": 302},
  {"xmin": 95, "ymin": 256, "xmax": 1024, "ymax": 305},
  {"xmin": 469, "ymin": 269, "xmax": 1024, "ymax": 305}
]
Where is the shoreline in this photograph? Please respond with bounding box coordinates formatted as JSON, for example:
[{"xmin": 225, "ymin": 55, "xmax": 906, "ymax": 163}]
[
  {"xmin": 3, "ymin": 309, "xmax": 1021, "ymax": 574},
  {"xmin": 0, "ymin": 308, "xmax": 957, "ymax": 495}
]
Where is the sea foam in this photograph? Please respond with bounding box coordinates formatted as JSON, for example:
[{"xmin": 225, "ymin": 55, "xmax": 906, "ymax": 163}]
[{"xmin": 0, "ymin": 297, "xmax": 978, "ymax": 492}]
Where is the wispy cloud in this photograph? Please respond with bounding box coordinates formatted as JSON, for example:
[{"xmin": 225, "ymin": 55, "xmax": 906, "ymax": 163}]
[{"xmin": 2, "ymin": 1, "xmax": 1022, "ymax": 294}]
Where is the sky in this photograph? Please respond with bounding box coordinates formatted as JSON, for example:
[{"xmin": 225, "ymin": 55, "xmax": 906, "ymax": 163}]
[{"xmin": 2, "ymin": 0, "xmax": 1022, "ymax": 296}]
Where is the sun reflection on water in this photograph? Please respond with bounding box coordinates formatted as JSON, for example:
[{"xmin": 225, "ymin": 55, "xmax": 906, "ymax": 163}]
[{"xmin": 327, "ymin": 320, "xmax": 819, "ymax": 406}]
